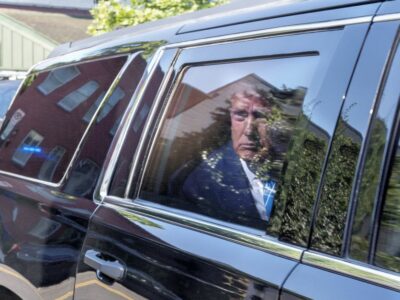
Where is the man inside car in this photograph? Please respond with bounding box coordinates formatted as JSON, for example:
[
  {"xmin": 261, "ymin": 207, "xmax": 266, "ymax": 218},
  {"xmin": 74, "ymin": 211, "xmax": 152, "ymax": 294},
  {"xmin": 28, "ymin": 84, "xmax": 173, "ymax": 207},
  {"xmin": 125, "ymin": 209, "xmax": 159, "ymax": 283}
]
[{"xmin": 182, "ymin": 87, "xmax": 278, "ymax": 228}]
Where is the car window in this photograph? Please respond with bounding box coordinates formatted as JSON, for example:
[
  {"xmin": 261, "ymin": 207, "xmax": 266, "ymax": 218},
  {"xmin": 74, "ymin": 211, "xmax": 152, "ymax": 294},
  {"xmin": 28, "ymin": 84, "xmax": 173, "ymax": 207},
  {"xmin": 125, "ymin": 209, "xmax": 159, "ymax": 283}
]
[
  {"xmin": 62, "ymin": 53, "xmax": 148, "ymax": 198},
  {"xmin": 139, "ymin": 56, "xmax": 319, "ymax": 231},
  {"xmin": 375, "ymin": 137, "xmax": 400, "ymax": 273},
  {"xmin": 0, "ymin": 56, "xmax": 127, "ymax": 183}
]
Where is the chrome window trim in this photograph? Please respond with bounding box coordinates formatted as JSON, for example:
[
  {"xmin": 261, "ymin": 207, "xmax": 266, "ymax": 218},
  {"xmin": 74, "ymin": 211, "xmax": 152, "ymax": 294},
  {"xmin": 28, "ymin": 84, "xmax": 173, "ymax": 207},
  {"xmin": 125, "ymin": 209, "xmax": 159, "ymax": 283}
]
[
  {"xmin": 124, "ymin": 49, "xmax": 181, "ymax": 198},
  {"xmin": 303, "ymin": 251, "xmax": 400, "ymax": 291},
  {"xmin": 99, "ymin": 48, "xmax": 166, "ymax": 199},
  {"xmin": 0, "ymin": 53, "xmax": 137, "ymax": 187},
  {"xmin": 104, "ymin": 195, "xmax": 303, "ymax": 260},
  {"xmin": 165, "ymin": 16, "xmax": 372, "ymax": 50},
  {"xmin": 373, "ymin": 13, "xmax": 400, "ymax": 23}
]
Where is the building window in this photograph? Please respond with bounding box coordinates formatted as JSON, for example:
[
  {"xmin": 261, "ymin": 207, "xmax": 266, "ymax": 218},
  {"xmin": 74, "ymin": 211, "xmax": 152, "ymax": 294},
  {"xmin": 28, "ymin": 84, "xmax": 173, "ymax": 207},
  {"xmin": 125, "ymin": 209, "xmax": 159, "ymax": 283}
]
[
  {"xmin": 58, "ymin": 80, "xmax": 99, "ymax": 112},
  {"xmin": 38, "ymin": 66, "xmax": 80, "ymax": 95},
  {"xmin": 83, "ymin": 87, "xmax": 125, "ymax": 123},
  {"xmin": 82, "ymin": 92, "xmax": 106, "ymax": 123},
  {"xmin": 12, "ymin": 130, "xmax": 44, "ymax": 167},
  {"xmin": 38, "ymin": 146, "xmax": 66, "ymax": 181}
]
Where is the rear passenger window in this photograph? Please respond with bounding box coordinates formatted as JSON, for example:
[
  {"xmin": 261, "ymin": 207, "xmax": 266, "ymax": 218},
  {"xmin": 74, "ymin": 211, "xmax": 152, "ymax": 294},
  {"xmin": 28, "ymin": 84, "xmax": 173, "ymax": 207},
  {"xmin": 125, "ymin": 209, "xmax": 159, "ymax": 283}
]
[
  {"xmin": 139, "ymin": 57, "xmax": 318, "ymax": 230},
  {"xmin": 0, "ymin": 56, "xmax": 127, "ymax": 183}
]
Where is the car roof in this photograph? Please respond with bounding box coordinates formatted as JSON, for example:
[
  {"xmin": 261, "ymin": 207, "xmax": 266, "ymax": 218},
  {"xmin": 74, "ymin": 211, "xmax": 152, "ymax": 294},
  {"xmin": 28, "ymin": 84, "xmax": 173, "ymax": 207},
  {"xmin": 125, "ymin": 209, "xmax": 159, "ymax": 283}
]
[{"xmin": 48, "ymin": 0, "xmax": 381, "ymax": 59}]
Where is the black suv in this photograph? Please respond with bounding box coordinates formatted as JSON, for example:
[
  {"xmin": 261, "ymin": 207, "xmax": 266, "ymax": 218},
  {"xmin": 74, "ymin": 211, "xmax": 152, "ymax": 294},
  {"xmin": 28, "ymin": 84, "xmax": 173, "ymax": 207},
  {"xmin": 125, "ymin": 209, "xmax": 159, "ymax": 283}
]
[{"xmin": 0, "ymin": 0, "xmax": 398, "ymax": 299}]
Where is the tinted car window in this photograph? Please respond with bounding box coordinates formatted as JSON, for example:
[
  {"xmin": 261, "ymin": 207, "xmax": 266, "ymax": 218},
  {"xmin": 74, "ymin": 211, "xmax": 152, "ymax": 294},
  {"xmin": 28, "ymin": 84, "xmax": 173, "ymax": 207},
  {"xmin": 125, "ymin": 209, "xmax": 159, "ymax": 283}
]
[
  {"xmin": 140, "ymin": 56, "xmax": 318, "ymax": 230},
  {"xmin": 62, "ymin": 53, "xmax": 148, "ymax": 198},
  {"xmin": 375, "ymin": 138, "xmax": 400, "ymax": 272},
  {"xmin": 0, "ymin": 56, "xmax": 126, "ymax": 183}
]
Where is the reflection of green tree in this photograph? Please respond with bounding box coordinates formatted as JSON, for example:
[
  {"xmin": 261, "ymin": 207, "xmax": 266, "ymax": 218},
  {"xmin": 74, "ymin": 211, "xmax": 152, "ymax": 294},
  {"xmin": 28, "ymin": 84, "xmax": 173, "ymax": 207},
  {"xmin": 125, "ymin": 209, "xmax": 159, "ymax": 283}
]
[
  {"xmin": 375, "ymin": 143, "xmax": 400, "ymax": 272},
  {"xmin": 350, "ymin": 119, "xmax": 387, "ymax": 261},
  {"xmin": 311, "ymin": 118, "xmax": 360, "ymax": 255},
  {"xmin": 268, "ymin": 115, "xmax": 327, "ymax": 246}
]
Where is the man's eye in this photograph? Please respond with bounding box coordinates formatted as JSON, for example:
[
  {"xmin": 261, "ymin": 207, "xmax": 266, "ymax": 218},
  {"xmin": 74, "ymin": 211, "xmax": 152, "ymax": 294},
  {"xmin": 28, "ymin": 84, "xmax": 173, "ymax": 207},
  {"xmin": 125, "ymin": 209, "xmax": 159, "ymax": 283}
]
[{"xmin": 232, "ymin": 111, "xmax": 248, "ymax": 119}]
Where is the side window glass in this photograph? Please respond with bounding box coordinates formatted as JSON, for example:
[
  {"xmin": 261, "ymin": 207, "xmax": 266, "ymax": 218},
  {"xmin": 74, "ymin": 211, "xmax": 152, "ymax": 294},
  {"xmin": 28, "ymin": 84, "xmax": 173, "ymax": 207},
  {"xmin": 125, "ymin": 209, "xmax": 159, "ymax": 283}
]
[
  {"xmin": 375, "ymin": 139, "xmax": 400, "ymax": 272},
  {"xmin": 63, "ymin": 53, "xmax": 148, "ymax": 198},
  {"xmin": 139, "ymin": 57, "xmax": 319, "ymax": 231},
  {"xmin": 0, "ymin": 56, "xmax": 127, "ymax": 183}
]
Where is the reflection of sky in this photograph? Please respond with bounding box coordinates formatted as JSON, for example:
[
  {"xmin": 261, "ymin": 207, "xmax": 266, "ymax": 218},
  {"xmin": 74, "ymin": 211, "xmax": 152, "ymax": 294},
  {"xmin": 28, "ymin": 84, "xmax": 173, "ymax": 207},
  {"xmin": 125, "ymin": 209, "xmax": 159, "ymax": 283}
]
[{"xmin": 182, "ymin": 56, "xmax": 318, "ymax": 93}]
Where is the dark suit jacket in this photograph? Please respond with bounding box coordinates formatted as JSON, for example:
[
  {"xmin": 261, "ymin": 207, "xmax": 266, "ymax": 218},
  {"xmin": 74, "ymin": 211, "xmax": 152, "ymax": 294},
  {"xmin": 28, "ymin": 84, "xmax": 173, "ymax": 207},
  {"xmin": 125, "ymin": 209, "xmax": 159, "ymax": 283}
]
[{"xmin": 182, "ymin": 143, "xmax": 265, "ymax": 229}]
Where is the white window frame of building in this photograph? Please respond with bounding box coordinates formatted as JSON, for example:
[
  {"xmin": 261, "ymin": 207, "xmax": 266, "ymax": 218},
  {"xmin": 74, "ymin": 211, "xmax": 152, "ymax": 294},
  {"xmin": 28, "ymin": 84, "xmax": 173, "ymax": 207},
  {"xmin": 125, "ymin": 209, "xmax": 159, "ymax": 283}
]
[
  {"xmin": 82, "ymin": 91, "xmax": 106, "ymax": 123},
  {"xmin": 38, "ymin": 66, "xmax": 80, "ymax": 95},
  {"xmin": 12, "ymin": 130, "xmax": 44, "ymax": 167},
  {"xmin": 38, "ymin": 146, "xmax": 66, "ymax": 181},
  {"xmin": 58, "ymin": 80, "xmax": 99, "ymax": 112},
  {"xmin": 83, "ymin": 87, "xmax": 125, "ymax": 123}
]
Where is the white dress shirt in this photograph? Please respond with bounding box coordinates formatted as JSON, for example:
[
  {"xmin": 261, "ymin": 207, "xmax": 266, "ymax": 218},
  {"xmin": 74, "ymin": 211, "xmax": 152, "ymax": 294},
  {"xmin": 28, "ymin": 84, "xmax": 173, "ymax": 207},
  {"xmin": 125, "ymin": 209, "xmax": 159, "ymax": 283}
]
[{"xmin": 240, "ymin": 159, "xmax": 267, "ymax": 220}]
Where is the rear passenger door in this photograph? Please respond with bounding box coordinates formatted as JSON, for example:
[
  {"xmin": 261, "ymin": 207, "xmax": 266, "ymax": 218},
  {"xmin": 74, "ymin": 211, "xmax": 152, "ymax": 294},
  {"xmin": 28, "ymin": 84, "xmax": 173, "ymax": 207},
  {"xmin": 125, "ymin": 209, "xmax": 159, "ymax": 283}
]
[
  {"xmin": 281, "ymin": 7, "xmax": 400, "ymax": 300},
  {"xmin": 75, "ymin": 9, "xmax": 375, "ymax": 300}
]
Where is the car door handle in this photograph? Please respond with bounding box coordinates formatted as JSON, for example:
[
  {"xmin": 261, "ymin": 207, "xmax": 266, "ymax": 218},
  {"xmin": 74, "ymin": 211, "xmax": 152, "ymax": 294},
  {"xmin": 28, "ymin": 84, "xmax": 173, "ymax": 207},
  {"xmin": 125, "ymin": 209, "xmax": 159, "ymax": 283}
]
[{"xmin": 84, "ymin": 249, "xmax": 125, "ymax": 281}]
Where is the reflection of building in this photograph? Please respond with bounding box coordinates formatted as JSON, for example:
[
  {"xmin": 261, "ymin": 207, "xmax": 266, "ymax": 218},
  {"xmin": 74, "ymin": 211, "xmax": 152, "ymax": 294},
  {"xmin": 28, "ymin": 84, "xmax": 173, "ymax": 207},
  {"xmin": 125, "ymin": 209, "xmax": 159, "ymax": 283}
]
[
  {"xmin": 0, "ymin": 56, "xmax": 127, "ymax": 184},
  {"xmin": 162, "ymin": 73, "xmax": 305, "ymax": 139},
  {"xmin": 0, "ymin": 1, "xmax": 92, "ymax": 75}
]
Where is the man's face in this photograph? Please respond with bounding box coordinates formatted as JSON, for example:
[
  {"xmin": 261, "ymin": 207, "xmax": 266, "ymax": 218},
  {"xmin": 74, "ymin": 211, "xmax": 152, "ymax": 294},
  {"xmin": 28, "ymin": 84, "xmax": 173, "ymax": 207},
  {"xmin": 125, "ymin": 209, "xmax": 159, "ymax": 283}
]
[{"xmin": 230, "ymin": 95, "xmax": 271, "ymax": 161}]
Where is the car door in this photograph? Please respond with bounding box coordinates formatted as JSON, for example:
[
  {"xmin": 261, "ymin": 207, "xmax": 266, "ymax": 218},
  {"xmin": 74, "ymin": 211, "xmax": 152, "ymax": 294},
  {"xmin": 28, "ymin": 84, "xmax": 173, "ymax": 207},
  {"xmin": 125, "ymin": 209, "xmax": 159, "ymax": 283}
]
[
  {"xmin": 74, "ymin": 5, "xmax": 378, "ymax": 300},
  {"xmin": 281, "ymin": 4, "xmax": 400, "ymax": 299}
]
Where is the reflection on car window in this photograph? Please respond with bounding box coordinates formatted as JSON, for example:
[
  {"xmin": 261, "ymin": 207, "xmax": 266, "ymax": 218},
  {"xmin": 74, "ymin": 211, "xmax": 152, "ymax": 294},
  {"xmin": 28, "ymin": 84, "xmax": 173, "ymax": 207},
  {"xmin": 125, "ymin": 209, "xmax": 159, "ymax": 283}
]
[
  {"xmin": 0, "ymin": 56, "xmax": 127, "ymax": 182},
  {"xmin": 375, "ymin": 139, "xmax": 400, "ymax": 273},
  {"xmin": 64, "ymin": 53, "xmax": 148, "ymax": 199},
  {"xmin": 37, "ymin": 66, "xmax": 80, "ymax": 95},
  {"xmin": 140, "ymin": 57, "xmax": 320, "ymax": 231}
]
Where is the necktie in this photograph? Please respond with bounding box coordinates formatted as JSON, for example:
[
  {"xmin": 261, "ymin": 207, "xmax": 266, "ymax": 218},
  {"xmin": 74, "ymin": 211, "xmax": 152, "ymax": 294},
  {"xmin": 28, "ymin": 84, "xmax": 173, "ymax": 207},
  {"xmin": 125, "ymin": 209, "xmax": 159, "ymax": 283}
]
[{"xmin": 263, "ymin": 180, "xmax": 276, "ymax": 222}]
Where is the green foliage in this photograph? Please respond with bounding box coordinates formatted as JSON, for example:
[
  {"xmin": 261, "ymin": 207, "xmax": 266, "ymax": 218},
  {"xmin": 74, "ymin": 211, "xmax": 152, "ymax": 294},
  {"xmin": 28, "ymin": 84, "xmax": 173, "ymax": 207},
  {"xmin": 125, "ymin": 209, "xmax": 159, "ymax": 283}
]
[
  {"xmin": 311, "ymin": 118, "xmax": 360, "ymax": 255},
  {"xmin": 268, "ymin": 115, "xmax": 328, "ymax": 246},
  {"xmin": 88, "ymin": 0, "xmax": 228, "ymax": 35}
]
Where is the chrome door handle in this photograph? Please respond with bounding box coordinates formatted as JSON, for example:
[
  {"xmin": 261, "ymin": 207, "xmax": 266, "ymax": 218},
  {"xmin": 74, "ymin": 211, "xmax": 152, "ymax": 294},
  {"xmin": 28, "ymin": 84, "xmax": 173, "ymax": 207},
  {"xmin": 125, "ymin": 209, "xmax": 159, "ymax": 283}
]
[{"xmin": 84, "ymin": 249, "xmax": 125, "ymax": 281}]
